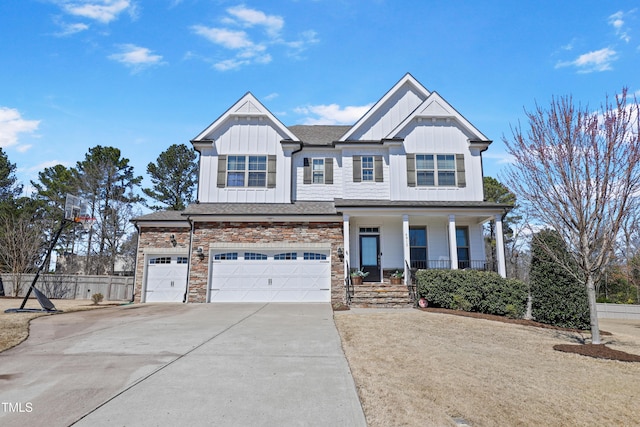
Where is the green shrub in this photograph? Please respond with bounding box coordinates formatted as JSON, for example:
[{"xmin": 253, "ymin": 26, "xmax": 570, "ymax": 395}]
[
  {"xmin": 529, "ymin": 230, "xmax": 589, "ymax": 330},
  {"xmin": 416, "ymin": 269, "xmax": 527, "ymax": 318}
]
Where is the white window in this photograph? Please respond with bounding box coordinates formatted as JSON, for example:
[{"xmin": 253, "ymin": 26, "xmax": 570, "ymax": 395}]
[
  {"xmin": 227, "ymin": 155, "xmax": 267, "ymax": 187},
  {"xmin": 416, "ymin": 154, "xmax": 456, "ymax": 187},
  {"xmin": 361, "ymin": 156, "xmax": 374, "ymax": 182},
  {"xmin": 312, "ymin": 158, "xmax": 325, "ymax": 184}
]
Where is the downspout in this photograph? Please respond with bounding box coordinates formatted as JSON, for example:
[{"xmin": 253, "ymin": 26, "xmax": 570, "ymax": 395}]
[
  {"xmin": 184, "ymin": 216, "xmax": 195, "ymax": 303},
  {"xmin": 289, "ymin": 141, "xmax": 304, "ymax": 203}
]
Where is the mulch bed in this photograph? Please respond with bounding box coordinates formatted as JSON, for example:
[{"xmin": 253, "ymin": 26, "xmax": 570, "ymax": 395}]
[{"xmin": 419, "ymin": 307, "xmax": 640, "ymax": 363}]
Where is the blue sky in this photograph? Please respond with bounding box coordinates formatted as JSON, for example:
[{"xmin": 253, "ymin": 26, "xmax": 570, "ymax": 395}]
[{"xmin": 1, "ymin": 0, "xmax": 638, "ymax": 197}]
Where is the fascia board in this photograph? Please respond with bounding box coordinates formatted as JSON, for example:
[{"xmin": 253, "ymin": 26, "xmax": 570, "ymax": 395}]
[
  {"xmin": 187, "ymin": 215, "xmax": 342, "ymax": 223},
  {"xmin": 192, "ymin": 92, "xmax": 299, "ymax": 143},
  {"xmin": 385, "ymin": 91, "xmax": 490, "ymax": 142}
]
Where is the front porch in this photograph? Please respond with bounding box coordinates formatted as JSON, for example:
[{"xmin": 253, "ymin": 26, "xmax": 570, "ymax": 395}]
[{"xmin": 336, "ymin": 200, "xmax": 510, "ymax": 307}]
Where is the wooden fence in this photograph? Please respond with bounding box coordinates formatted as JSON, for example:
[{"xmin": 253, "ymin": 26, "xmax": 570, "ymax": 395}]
[{"xmin": 0, "ymin": 273, "xmax": 134, "ymax": 301}]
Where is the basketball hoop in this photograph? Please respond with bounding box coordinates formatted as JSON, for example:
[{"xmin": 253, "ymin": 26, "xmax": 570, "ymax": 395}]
[
  {"xmin": 74, "ymin": 215, "xmax": 96, "ymax": 231},
  {"xmin": 65, "ymin": 194, "xmax": 94, "ymax": 231}
]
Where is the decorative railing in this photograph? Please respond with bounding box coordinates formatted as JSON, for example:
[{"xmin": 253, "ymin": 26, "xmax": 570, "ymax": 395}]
[
  {"xmin": 345, "ymin": 261, "xmax": 353, "ymax": 304},
  {"xmin": 405, "ymin": 261, "xmax": 418, "ymax": 305},
  {"xmin": 410, "ymin": 260, "xmax": 496, "ymax": 272}
]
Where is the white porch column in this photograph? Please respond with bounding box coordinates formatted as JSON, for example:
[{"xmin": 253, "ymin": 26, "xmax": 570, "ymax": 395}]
[
  {"xmin": 343, "ymin": 214, "xmax": 350, "ymax": 277},
  {"xmin": 402, "ymin": 214, "xmax": 410, "ymax": 285},
  {"xmin": 448, "ymin": 214, "xmax": 458, "ymax": 270},
  {"xmin": 494, "ymin": 214, "xmax": 507, "ymax": 278}
]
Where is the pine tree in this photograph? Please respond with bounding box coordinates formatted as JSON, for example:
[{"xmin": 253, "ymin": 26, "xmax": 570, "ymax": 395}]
[{"xmin": 143, "ymin": 143, "xmax": 198, "ymax": 211}]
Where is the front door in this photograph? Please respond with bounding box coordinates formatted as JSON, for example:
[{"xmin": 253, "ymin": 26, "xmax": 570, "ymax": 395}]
[{"xmin": 359, "ymin": 235, "xmax": 380, "ymax": 282}]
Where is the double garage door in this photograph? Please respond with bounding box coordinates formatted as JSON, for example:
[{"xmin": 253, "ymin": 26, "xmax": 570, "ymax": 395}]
[
  {"xmin": 145, "ymin": 250, "xmax": 331, "ymax": 303},
  {"xmin": 210, "ymin": 249, "xmax": 331, "ymax": 303}
]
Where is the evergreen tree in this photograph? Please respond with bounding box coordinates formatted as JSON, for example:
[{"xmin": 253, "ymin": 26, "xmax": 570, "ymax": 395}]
[
  {"xmin": 76, "ymin": 146, "xmax": 143, "ymax": 274},
  {"xmin": 0, "ymin": 147, "xmax": 22, "ymax": 201},
  {"xmin": 143, "ymin": 143, "xmax": 198, "ymax": 211},
  {"xmin": 529, "ymin": 229, "xmax": 590, "ymax": 329}
]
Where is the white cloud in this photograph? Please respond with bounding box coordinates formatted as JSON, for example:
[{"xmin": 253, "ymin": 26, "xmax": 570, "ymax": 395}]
[
  {"xmin": 555, "ymin": 47, "xmax": 617, "ymax": 73},
  {"xmin": 55, "ymin": 21, "xmax": 90, "ymax": 36},
  {"xmin": 608, "ymin": 10, "xmax": 633, "ymax": 43},
  {"xmin": 108, "ymin": 44, "xmax": 164, "ymax": 72},
  {"xmin": 192, "ymin": 26, "xmax": 254, "ymax": 50},
  {"xmin": 226, "ymin": 5, "xmax": 284, "ymax": 38},
  {"xmin": 264, "ymin": 93, "xmax": 279, "ymax": 101},
  {"xmin": 0, "ymin": 107, "xmax": 40, "ymax": 148},
  {"xmin": 59, "ymin": 0, "xmax": 136, "ymax": 24},
  {"xmin": 295, "ymin": 103, "xmax": 374, "ymax": 125},
  {"xmin": 192, "ymin": 5, "xmax": 317, "ymax": 71}
]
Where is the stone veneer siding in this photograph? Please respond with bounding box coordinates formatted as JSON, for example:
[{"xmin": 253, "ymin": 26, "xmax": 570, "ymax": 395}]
[
  {"xmin": 188, "ymin": 221, "xmax": 344, "ymax": 304},
  {"xmin": 134, "ymin": 226, "xmax": 191, "ymax": 303}
]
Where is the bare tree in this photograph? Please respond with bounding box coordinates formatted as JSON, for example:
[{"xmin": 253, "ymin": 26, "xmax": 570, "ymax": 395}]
[
  {"xmin": 0, "ymin": 211, "xmax": 46, "ymax": 296},
  {"xmin": 503, "ymin": 88, "xmax": 640, "ymax": 344}
]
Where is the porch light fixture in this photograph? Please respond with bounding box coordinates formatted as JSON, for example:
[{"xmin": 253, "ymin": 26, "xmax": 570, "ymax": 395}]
[
  {"xmin": 337, "ymin": 247, "xmax": 344, "ymax": 261},
  {"xmin": 170, "ymin": 234, "xmax": 177, "ymax": 247},
  {"xmin": 196, "ymin": 247, "xmax": 204, "ymax": 260}
]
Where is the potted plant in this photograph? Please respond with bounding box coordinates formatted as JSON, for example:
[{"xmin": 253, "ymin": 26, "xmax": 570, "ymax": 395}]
[
  {"xmin": 350, "ymin": 269, "xmax": 369, "ymax": 285},
  {"xmin": 390, "ymin": 270, "xmax": 404, "ymax": 285}
]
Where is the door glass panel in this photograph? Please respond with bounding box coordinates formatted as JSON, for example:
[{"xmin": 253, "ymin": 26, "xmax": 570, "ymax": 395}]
[{"xmin": 361, "ymin": 236, "xmax": 378, "ymax": 266}]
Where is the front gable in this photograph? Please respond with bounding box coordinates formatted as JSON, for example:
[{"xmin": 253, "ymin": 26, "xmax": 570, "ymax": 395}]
[
  {"xmin": 192, "ymin": 92, "xmax": 298, "ymax": 144},
  {"xmin": 387, "ymin": 91, "xmax": 490, "ymax": 144},
  {"xmin": 193, "ymin": 93, "xmax": 298, "ymax": 204},
  {"xmin": 340, "ymin": 73, "xmax": 430, "ymax": 142}
]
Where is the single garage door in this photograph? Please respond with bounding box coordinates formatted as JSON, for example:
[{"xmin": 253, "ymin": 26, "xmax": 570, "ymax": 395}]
[
  {"xmin": 210, "ymin": 250, "xmax": 331, "ymax": 302},
  {"xmin": 145, "ymin": 255, "xmax": 188, "ymax": 302}
]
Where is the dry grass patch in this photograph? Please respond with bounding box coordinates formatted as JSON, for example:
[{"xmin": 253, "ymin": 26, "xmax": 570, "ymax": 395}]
[
  {"xmin": 335, "ymin": 309, "xmax": 640, "ymax": 427},
  {"xmin": 0, "ymin": 298, "xmax": 118, "ymax": 353}
]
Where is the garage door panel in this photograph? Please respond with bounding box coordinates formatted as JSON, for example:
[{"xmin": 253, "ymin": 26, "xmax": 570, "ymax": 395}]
[
  {"xmin": 145, "ymin": 257, "xmax": 188, "ymax": 303},
  {"xmin": 210, "ymin": 251, "xmax": 331, "ymax": 303}
]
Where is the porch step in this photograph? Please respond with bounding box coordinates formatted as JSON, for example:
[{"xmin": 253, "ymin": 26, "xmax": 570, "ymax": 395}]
[{"xmin": 349, "ymin": 283, "xmax": 414, "ymax": 309}]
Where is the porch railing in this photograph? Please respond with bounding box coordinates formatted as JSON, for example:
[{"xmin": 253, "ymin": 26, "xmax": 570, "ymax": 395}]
[
  {"xmin": 345, "ymin": 261, "xmax": 353, "ymax": 304},
  {"xmin": 410, "ymin": 260, "xmax": 496, "ymax": 272},
  {"xmin": 405, "ymin": 261, "xmax": 418, "ymax": 305}
]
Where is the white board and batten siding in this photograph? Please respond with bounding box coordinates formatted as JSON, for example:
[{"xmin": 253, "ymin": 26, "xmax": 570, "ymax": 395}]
[{"xmin": 197, "ymin": 118, "xmax": 292, "ymax": 204}]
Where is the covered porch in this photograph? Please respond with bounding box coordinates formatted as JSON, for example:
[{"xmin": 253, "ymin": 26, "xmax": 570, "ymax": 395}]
[{"xmin": 336, "ymin": 200, "xmax": 511, "ymax": 285}]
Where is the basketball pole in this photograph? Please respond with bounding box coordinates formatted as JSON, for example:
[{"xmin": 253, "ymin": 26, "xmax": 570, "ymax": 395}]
[{"xmin": 18, "ymin": 219, "xmax": 70, "ymax": 310}]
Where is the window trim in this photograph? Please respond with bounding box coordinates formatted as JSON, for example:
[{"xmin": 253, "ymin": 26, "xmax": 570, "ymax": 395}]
[
  {"xmin": 455, "ymin": 226, "xmax": 470, "ymax": 269},
  {"xmin": 407, "ymin": 153, "xmax": 465, "ymax": 188},
  {"xmin": 217, "ymin": 154, "xmax": 276, "ymax": 189},
  {"xmin": 303, "ymin": 157, "xmax": 333, "ymax": 185}
]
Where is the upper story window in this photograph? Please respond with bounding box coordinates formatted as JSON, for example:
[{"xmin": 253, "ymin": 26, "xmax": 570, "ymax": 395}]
[
  {"xmin": 353, "ymin": 155, "xmax": 383, "ymax": 183},
  {"xmin": 217, "ymin": 155, "xmax": 276, "ymax": 189},
  {"xmin": 227, "ymin": 155, "xmax": 266, "ymax": 187},
  {"xmin": 303, "ymin": 158, "xmax": 334, "ymax": 185},
  {"xmin": 407, "ymin": 153, "xmax": 466, "ymax": 188}
]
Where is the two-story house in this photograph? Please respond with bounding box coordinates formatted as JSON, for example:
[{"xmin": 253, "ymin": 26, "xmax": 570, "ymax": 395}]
[{"xmin": 132, "ymin": 73, "xmax": 511, "ymax": 305}]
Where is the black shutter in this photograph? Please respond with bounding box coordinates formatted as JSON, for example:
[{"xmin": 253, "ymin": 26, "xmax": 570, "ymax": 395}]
[
  {"xmin": 267, "ymin": 155, "xmax": 276, "ymax": 188},
  {"xmin": 456, "ymin": 154, "xmax": 466, "ymax": 188},
  {"xmin": 406, "ymin": 154, "xmax": 416, "ymax": 187},
  {"xmin": 325, "ymin": 158, "xmax": 333, "ymax": 184},
  {"xmin": 303, "ymin": 158, "xmax": 311, "ymax": 184},
  {"xmin": 217, "ymin": 155, "xmax": 227, "ymax": 188},
  {"xmin": 353, "ymin": 156, "xmax": 361, "ymax": 182},
  {"xmin": 374, "ymin": 156, "xmax": 383, "ymax": 182}
]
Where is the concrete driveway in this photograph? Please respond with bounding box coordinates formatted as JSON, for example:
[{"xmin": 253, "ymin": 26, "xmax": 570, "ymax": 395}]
[{"xmin": 0, "ymin": 303, "xmax": 366, "ymax": 427}]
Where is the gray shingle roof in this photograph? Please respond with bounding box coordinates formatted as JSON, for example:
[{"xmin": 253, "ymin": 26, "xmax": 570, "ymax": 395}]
[
  {"xmin": 287, "ymin": 125, "xmax": 352, "ymax": 146},
  {"xmin": 131, "ymin": 210, "xmax": 186, "ymax": 222},
  {"xmin": 183, "ymin": 201, "xmax": 338, "ymax": 216}
]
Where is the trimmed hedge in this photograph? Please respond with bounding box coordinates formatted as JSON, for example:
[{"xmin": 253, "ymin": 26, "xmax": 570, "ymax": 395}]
[{"xmin": 416, "ymin": 269, "xmax": 528, "ymax": 318}]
